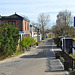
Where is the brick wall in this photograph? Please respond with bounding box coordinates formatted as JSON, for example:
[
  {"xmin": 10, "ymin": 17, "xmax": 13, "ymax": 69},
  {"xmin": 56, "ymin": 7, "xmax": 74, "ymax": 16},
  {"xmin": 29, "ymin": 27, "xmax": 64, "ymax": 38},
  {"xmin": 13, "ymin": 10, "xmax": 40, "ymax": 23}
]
[
  {"xmin": 0, "ymin": 20, "xmax": 23, "ymax": 31},
  {"xmin": 0, "ymin": 19, "xmax": 30, "ymax": 35},
  {"xmin": 23, "ymin": 20, "xmax": 30, "ymax": 35}
]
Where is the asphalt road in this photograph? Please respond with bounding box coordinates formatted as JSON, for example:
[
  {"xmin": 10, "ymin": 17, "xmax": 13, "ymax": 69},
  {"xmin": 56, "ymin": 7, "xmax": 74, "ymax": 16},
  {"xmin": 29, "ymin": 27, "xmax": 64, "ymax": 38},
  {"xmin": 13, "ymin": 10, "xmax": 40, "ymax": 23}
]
[{"xmin": 0, "ymin": 38, "xmax": 69, "ymax": 75}]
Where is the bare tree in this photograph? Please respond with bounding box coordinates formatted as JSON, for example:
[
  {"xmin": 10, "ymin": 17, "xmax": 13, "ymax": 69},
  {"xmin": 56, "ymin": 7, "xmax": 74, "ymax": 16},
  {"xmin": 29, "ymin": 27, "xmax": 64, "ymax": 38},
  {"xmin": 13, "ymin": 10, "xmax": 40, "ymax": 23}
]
[
  {"xmin": 37, "ymin": 13, "xmax": 50, "ymax": 38},
  {"xmin": 56, "ymin": 10, "xmax": 73, "ymax": 26},
  {"xmin": 31, "ymin": 21, "xmax": 36, "ymax": 26},
  {"xmin": 53, "ymin": 10, "xmax": 73, "ymax": 37}
]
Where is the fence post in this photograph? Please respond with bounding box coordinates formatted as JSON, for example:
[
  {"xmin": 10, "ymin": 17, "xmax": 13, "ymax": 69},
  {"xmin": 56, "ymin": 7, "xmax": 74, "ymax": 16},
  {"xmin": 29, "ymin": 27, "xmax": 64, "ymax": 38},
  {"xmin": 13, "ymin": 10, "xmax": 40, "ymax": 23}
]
[
  {"xmin": 60, "ymin": 51, "xmax": 74, "ymax": 70},
  {"xmin": 73, "ymin": 59, "xmax": 75, "ymax": 70},
  {"xmin": 72, "ymin": 58, "xmax": 73, "ymax": 70}
]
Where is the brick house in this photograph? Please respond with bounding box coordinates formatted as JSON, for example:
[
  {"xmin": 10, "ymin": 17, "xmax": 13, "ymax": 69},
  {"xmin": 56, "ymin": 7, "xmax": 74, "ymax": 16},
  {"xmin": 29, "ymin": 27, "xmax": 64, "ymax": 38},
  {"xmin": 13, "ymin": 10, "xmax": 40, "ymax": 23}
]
[{"xmin": 0, "ymin": 13, "xmax": 30, "ymax": 37}]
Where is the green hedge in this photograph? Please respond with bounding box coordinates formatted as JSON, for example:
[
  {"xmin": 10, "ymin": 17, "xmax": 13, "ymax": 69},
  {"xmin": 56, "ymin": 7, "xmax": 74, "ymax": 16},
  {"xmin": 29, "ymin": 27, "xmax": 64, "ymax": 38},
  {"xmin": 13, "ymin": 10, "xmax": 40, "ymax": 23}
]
[{"xmin": 0, "ymin": 24, "xmax": 19, "ymax": 59}]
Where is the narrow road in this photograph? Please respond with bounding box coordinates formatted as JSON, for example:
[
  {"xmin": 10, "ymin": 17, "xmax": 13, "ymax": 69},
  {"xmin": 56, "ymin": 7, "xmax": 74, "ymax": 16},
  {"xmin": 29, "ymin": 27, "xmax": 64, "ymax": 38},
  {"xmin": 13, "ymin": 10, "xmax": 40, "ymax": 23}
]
[{"xmin": 0, "ymin": 38, "xmax": 69, "ymax": 75}]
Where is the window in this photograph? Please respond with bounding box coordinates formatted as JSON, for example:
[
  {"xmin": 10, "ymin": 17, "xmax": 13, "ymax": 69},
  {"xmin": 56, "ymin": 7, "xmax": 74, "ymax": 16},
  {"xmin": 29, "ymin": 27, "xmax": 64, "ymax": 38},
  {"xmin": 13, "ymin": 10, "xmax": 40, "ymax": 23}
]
[
  {"xmin": 8, "ymin": 21, "xmax": 16, "ymax": 26},
  {"xmin": 25, "ymin": 22, "xmax": 26, "ymax": 31},
  {"xmin": 27, "ymin": 22, "xmax": 29, "ymax": 30}
]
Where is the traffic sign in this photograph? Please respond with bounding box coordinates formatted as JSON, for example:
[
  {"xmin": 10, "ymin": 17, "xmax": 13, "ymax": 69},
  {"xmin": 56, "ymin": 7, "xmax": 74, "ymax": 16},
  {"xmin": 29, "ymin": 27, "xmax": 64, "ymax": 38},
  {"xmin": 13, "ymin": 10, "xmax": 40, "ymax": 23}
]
[{"xmin": 74, "ymin": 17, "xmax": 75, "ymax": 27}]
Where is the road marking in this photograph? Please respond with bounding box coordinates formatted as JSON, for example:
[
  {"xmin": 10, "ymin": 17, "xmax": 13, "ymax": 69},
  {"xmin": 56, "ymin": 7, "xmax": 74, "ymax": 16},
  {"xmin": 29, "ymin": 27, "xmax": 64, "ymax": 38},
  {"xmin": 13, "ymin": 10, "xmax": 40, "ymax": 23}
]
[
  {"xmin": 58, "ymin": 59, "xmax": 69, "ymax": 75},
  {"xmin": 51, "ymin": 40, "xmax": 69, "ymax": 75}
]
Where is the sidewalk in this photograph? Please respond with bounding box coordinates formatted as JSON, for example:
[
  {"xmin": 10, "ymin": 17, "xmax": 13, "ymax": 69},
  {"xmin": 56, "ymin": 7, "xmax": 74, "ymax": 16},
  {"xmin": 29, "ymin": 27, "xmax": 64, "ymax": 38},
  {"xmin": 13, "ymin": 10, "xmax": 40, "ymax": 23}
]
[
  {"xmin": 49, "ymin": 44, "xmax": 69, "ymax": 75},
  {"xmin": 46, "ymin": 57, "xmax": 69, "ymax": 75},
  {"xmin": 0, "ymin": 45, "xmax": 39, "ymax": 64}
]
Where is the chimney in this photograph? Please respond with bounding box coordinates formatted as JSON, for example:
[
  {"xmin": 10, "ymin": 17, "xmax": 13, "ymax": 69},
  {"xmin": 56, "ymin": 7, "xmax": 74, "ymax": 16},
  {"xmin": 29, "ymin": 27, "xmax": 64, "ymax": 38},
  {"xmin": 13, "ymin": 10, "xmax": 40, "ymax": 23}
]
[{"xmin": 15, "ymin": 12, "xmax": 16, "ymax": 14}]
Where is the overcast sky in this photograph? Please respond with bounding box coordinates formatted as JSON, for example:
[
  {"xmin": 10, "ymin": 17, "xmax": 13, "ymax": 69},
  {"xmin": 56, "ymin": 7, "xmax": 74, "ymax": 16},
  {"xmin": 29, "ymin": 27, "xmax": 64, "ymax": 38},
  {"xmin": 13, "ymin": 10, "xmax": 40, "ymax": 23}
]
[{"xmin": 0, "ymin": 0, "xmax": 75, "ymax": 27}]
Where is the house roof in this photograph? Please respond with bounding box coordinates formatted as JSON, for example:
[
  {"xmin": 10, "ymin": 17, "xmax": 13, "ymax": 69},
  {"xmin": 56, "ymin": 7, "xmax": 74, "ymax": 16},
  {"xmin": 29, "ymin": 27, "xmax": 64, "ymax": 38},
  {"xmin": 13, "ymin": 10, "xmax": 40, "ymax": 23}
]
[{"xmin": 0, "ymin": 13, "xmax": 30, "ymax": 22}]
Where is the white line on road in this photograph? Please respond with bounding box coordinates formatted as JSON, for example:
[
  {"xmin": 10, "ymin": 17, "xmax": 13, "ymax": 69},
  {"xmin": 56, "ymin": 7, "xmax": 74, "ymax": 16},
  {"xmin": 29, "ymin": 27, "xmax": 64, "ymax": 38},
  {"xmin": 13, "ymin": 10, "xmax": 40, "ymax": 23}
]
[{"xmin": 58, "ymin": 59, "xmax": 69, "ymax": 75}]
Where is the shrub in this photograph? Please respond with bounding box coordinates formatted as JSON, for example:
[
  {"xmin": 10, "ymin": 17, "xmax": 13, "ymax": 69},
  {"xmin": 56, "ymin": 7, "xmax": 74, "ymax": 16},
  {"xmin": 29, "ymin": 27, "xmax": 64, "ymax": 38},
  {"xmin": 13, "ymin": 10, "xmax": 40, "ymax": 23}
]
[
  {"xmin": 30, "ymin": 38, "xmax": 35, "ymax": 45},
  {"xmin": 20, "ymin": 37, "xmax": 29, "ymax": 48},
  {"xmin": 20, "ymin": 37, "xmax": 35, "ymax": 49},
  {"xmin": 35, "ymin": 42, "xmax": 39, "ymax": 46},
  {"xmin": 0, "ymin": 24, "xmax": 19, "ymax": 58}
]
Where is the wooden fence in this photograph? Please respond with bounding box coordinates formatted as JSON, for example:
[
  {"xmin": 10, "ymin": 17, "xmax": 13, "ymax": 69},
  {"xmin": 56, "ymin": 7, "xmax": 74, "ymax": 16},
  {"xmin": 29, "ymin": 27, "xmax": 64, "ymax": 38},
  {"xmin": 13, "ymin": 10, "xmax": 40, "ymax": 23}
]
[{"xmin": 60, "ymin": 51, "xmax": 74, "ymax": 70}]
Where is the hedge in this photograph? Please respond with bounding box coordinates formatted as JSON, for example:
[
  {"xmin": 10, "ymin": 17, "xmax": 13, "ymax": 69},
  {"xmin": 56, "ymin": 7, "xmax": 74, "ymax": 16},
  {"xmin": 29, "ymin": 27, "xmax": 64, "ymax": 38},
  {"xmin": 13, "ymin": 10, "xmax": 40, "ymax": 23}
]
[{"xmin": 0, "ymin": 24, "xmax": 19, "ymax": 59}]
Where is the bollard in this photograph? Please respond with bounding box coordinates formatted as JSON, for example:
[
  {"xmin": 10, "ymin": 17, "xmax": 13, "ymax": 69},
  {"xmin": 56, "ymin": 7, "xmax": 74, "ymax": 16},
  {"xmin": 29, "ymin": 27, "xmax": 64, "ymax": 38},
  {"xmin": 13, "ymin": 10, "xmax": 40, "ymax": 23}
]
[{"xmin": 55, "ymin": 53, "xmax": 60, "ymax": 59}]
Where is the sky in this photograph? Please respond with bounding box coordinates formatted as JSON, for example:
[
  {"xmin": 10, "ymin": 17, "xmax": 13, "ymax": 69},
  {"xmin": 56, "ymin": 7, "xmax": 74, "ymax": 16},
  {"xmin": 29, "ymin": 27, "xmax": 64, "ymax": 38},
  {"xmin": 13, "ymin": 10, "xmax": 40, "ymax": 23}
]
[{"xmin": 0, "ymin": 0, "xmax": 75, "ymax": 28}]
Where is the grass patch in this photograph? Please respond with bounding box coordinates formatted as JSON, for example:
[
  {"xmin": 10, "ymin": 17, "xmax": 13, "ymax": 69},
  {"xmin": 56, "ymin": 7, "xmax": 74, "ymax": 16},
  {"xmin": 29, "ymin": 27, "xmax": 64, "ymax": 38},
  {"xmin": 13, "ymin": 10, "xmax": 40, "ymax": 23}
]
[
  {"xmin": 13, "ymin": 49, "xmax": 30, "ymax": 56},
  {"xmin": 13, "ymin": 51, "xmax": 25, "ymax": 55}
]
